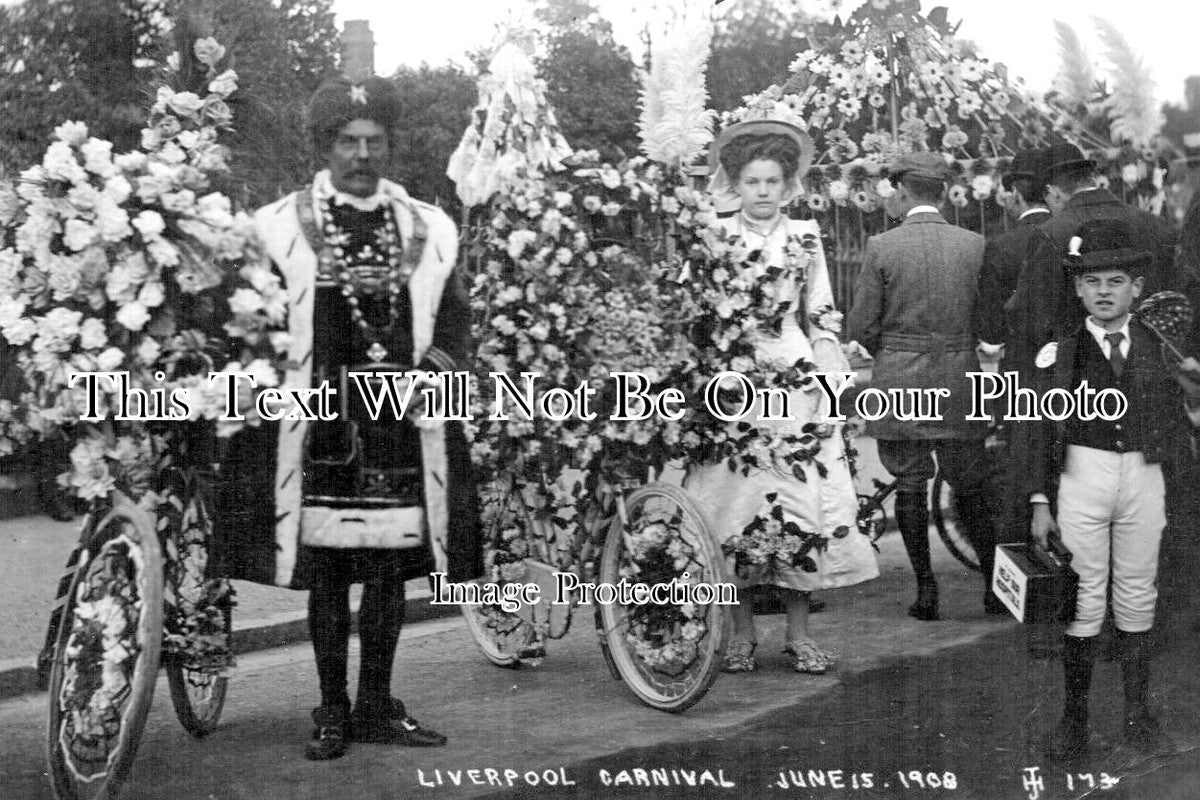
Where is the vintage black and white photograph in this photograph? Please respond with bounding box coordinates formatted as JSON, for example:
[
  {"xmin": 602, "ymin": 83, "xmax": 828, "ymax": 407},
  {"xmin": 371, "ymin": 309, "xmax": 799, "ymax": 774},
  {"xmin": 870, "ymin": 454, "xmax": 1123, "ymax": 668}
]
[{"xmin": 2, "ymin": 0, "xmax": 1200, "ymax": 797}]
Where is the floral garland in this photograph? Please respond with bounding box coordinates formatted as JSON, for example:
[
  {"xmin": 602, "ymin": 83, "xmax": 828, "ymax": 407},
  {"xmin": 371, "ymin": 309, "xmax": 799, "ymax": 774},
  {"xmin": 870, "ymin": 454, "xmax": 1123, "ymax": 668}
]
[
  {"xmin": 57, "ymin": 533, "xmax": 144, "ymax": 777},
  {"xmin": 618, "ymin": 507, "xmax": 709, "ymax": 675},
  {"xmin": 669, "ymin": 213, "xmax": 840, "ymax": 479}
]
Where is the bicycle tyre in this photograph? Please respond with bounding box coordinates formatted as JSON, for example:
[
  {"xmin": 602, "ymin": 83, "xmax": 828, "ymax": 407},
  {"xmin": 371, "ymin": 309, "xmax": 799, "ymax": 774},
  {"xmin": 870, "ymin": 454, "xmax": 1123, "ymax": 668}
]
[
  {"xmin": 46, "ymin": 497, "xmax": 164, "ymax": 800},
  {"xmin": 931, "ymin": 473, "xmax": 981, "ymax": 572},
  {"xmin": 460, "ymin": 601, "xmax": 536, "ymax": 668},
  {"xmin": 163, "ymin": 473, "xmax": 230, "ymax": 737},
  {"xmin": 165, "ymin": 603, "xmax": 231, "ymax": 738},
  {"xmin": 597, "ymin": 483, "xmax": 731, "ymax": 713}
]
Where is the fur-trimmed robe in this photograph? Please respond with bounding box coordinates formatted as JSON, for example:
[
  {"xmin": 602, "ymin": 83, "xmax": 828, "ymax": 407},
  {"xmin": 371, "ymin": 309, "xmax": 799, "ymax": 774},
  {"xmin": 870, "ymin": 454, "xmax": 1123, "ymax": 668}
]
[{"xmin": 215, "ymin": 179, "xmax": 482, "ymax": 589}]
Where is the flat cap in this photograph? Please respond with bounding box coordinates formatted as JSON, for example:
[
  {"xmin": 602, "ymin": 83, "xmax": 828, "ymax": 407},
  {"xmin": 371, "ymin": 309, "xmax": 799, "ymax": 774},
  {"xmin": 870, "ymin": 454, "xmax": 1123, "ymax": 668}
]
[{"xmin": 888, "ymin": 151, "xmax": 951, "ymax": 183}]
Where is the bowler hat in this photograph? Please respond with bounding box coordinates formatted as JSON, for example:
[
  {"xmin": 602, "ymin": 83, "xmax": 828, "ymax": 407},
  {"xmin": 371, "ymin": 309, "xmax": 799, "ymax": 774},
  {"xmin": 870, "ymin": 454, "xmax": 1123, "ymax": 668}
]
[
  {"xmin": 887, "ymin": 151, "xmax": 951, "ymax": 183},
  {"xmin": 1041, "ymin": 143, "xmax": 1096, "ymax": 180},
  {"xmin": 707, "ymin": 119, "xmax": 815, "ymax": 178},
  {"xmin": 1001, "ymin": 149, "xmax": 1045, "ymax": 191},
  {"xmin": 1062, "ymin": 218, "xmax": 1151, "ymax": 276}
]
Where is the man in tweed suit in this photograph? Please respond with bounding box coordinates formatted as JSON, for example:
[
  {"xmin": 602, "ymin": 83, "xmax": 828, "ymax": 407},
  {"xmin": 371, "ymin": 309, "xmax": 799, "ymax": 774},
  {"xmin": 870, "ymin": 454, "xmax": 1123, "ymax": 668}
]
[{"xmin": 848, "ymin": 152, "xmax": 1000, "ymax": 620}]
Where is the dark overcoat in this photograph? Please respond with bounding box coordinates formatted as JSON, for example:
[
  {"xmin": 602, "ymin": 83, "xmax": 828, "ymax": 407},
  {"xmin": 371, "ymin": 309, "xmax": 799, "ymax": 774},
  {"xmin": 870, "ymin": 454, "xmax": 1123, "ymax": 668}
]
[{"xmin": 974, "ymin": 208, "xmax": 1050, "ymax": 350}]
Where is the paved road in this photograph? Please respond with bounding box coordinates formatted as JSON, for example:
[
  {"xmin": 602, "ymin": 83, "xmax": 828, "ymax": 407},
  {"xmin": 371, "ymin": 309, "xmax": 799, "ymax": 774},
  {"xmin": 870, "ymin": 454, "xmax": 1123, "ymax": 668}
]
[{"xmin": 5, "ymin": 528, "xmax": 1200, "ymax": 800}]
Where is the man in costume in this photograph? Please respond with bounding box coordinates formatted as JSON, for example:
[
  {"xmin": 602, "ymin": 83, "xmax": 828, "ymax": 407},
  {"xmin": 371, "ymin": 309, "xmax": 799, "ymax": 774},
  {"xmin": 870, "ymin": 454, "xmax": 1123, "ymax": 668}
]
[
  {"xmin": 848, "ymin": 152, "xmax": 1001, "ymax": 621},
  {"xmin": 219, "ymin": 76, "xmax": 481, "ymax": 760}
]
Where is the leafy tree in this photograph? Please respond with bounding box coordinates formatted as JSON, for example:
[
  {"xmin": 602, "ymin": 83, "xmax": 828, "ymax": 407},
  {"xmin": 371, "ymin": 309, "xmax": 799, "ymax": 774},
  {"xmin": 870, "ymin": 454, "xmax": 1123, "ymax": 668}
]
[
  {"xmin": 0, "ymin": 0, "xmax": 165, "ymax": 171},
  {"xmin": 389, "ymin": 64, "xmax": 478, "ymax": 213},
  {"xmin": 708, "ymin": 0, "xmax": 812, "ymax": 114},
  {"xmin": 532, "ymin": 0, "xmax": 641, "ymax": 159},
  {"xmin": 0, "ymin": 0, "xmax": 339, "ymax": 207}
]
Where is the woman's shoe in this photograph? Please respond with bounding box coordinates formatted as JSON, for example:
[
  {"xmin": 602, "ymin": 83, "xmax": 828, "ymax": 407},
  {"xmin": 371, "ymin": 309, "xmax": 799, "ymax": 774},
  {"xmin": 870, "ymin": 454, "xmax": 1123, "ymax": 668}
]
[
  {"xmin": 722, "ymin": 641, "xmax": 757, "ymax": 673},
  {"xmin": 784, "ymin": 639, "xmax": 836, "ymax": 675}
]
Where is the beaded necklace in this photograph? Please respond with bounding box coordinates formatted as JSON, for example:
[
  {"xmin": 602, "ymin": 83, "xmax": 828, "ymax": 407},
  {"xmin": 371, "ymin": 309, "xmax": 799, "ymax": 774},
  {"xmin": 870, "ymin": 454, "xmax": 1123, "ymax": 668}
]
[{"xmin": 316, "ymin": 194, "xmax": 409, "ymax": 364}]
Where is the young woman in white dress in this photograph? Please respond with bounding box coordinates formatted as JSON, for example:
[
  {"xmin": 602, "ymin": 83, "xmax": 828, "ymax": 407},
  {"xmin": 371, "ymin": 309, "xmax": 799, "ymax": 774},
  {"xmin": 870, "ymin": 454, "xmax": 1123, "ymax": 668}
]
[{"xmin": 686, "ymin": 120, "xmax": 879, "ymax": 674}]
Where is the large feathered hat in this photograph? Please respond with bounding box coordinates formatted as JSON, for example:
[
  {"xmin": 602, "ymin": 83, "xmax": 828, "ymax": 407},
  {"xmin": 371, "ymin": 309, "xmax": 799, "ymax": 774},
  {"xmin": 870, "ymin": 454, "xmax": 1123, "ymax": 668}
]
[{"xmin": 307, "ymin": 76, "xmax": 403, "ymax": 153}]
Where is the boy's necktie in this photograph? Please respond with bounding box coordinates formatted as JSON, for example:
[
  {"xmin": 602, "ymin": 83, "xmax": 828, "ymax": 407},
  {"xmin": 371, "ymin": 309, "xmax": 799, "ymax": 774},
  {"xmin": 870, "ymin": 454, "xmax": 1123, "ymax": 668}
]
[{"xmin": 1105, "ymin": 332, "xmax": 1125, "ymax": 378}]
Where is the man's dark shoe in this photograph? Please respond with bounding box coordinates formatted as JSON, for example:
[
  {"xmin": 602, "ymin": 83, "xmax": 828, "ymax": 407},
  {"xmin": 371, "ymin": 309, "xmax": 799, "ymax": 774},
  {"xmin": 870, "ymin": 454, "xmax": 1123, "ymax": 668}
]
[
  {"xmin": 305, "ymin": 705, "xmax": 350, "ymax": 761},
  {"xmin": 908, "ymin": 583, "xmax": 939, "ymax": 621},
  {"xmin": 1046, "ymin": 716, "xmax": 1088, "ymax": 760},
  {"xmin": 349, "ymin": 713, "xmax": 448, "ymax": 747}
]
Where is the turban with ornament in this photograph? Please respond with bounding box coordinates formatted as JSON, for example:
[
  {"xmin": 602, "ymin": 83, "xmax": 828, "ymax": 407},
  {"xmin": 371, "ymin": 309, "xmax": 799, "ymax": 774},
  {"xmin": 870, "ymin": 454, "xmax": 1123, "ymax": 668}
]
[{"xmin": 306, "ymin": 76, "xmax": 403, "ymax": 155}]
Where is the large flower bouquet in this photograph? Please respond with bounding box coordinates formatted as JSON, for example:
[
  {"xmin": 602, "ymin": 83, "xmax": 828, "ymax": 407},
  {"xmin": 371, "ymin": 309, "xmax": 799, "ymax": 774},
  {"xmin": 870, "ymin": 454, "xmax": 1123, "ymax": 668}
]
[
  {"xmin": 0, "ymin": 38, "xmax": 287, "ymax": 476},
  {"xmin": 0, "ymin": 36, "xmax": 288, "ymax": 672}
]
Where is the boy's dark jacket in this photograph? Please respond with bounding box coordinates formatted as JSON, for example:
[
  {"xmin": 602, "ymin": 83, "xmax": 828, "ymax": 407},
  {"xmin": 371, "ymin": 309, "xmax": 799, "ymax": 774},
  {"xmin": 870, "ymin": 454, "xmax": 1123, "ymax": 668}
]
[{"xmin": 1011, "ymin": 317, "xmax": 1194, "ymax": 513}]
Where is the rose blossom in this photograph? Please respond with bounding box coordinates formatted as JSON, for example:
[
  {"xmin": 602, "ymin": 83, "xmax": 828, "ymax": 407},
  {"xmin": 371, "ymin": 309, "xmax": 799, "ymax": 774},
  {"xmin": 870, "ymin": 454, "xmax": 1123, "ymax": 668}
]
[{"xmin": 115, "ymin": 301, "xmax": 151, "ymax": 331}]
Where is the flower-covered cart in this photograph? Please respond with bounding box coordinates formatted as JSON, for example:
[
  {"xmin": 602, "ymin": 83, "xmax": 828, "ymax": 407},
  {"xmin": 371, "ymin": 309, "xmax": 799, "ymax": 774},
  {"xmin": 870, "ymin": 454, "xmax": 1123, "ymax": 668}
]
[
  {"xmin": 446, "ymin": 37, "xmax": 741, "ymax": 713},
  {"xmin": 0, "ymin": 30, "xmax": 289, "ymax": 800}
]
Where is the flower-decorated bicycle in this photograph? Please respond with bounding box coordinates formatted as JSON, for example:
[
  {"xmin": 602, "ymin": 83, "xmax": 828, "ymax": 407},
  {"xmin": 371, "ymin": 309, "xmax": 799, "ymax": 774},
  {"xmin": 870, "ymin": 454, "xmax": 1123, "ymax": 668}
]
[
  {"xmin": 0, "ymin": 32, "xmax": 288, "ymax": 800},
  {"xmin": 455, "ymin": 144, "xmax": 869, "ymax": 711}
]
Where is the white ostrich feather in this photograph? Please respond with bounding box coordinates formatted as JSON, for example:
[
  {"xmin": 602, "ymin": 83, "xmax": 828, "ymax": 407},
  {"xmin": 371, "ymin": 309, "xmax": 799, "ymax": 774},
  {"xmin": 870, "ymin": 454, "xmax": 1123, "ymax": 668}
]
[
  {"xmin": 1052, "ymin": 20, "xmax": 1096, "ymax": 108},
  {"xmin": 1094, "ymin": 16, "xmax": 1163, "ymax": 148},
  {"xmin": 639, "ymin": 13, "xmax": 716, "ymax": 167}
]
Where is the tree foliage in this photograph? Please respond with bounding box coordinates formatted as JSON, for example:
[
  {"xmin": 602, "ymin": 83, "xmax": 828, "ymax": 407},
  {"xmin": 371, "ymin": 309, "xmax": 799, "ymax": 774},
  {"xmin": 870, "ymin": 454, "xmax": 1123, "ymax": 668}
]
[
  {"xmin": 532, "ymin": 0, "xmax": 641, "ymax": 160},
  {"xmin": 389, "ymin": 63, "xmax": 478, "ymax": 212},
  {"xmin": 0, "ymin": 0, "xmax": 165, "ymax": 171},
  {"xmin": 0, "ymin": 0, "xmax": 340, "ymax": 208},
  {"xmin": 708, "ymin": 0, "xmax": 811, "ymax": 114}
]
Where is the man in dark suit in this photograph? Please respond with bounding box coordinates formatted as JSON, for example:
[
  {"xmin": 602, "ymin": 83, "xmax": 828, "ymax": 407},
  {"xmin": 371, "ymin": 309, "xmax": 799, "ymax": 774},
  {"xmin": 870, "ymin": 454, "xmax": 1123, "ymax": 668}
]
[
  {"xmin": 1009, "ymin": 143, "xmax": 1193, "ymax": 363},
  {"xmin": 848, "ymin": 152, "xmax": 1000, "ymax": 620},
  {"xmin": 976, "ymin": 149, "xmax": 1052, "ymax": 357},
  {"xmin": 976, "ymin": 151, "xmax": 1052, "ymax": 557}
]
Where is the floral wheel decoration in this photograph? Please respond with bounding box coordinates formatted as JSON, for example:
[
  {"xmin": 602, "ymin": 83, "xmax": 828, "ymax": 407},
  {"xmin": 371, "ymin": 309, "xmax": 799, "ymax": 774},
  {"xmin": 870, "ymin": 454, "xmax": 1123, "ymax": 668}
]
[
  {"xmin": 55, "ymin": 532, "xmax": 147, "ymax": 780},
  {"xmin": 159, "ymin": 474, "xmax": 234, "ymax": 674},
  {"xmin": 617, "ymin": 506, "xmax": 711, "ymax": 677}
]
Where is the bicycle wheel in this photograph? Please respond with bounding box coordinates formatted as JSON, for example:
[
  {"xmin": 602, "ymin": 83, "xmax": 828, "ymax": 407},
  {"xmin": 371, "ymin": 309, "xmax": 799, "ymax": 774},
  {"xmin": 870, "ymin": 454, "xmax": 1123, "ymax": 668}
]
[
  {"xmin": 162, "ymin": 472, "xmax": 231, "ymax": 737},
  {"xmin": 165, "ymin": 602, "xmax": 230, "ymax": 738},
  {"xmin": 459, "ymin": 601, "xmax": 537, "ymax": 668},
  {"xmin": 931, "ymin": 473, "xmax": 981, "ymax": 572},
  {"xmin": 462, "ymin": 478, "xmax": 542, "ymax": 667},
  {"xmin": 46, "ymin": 497, "xmax": 164, "ymax": 800},
  {"xmin": 597, "ymin": 483, "xmax": 731, "ymax": 713}
]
